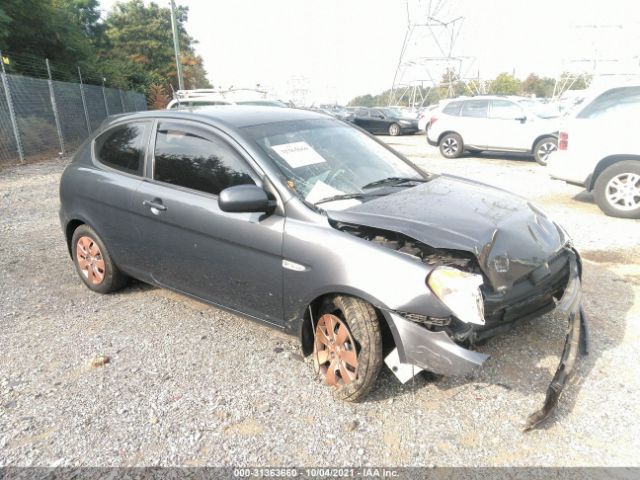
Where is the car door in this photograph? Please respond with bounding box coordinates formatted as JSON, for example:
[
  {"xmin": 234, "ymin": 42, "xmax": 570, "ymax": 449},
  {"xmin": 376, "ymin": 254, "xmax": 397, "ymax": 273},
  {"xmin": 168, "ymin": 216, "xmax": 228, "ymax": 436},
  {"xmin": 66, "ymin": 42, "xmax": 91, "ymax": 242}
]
[
  {"xmin": 457, "ymin": 99, "xmax": 489, "ymax": 149},
  {"xmin": 369, "ymin": 109, "xmax": 389, "ymax": 134},
  {"xmin": 351, "ymin": 108, "xmax": 372, "ymax": 131},
  {"xmin": 131, "ymin": 120, "xmax": 285, "ymax": 325},
  {"xmin": 88, "ymin": 120, "xmax": 152, "ymax": 270},
  {"xmin": 487, "ymin": 99, "xmax": 531, "ymax": 150}
]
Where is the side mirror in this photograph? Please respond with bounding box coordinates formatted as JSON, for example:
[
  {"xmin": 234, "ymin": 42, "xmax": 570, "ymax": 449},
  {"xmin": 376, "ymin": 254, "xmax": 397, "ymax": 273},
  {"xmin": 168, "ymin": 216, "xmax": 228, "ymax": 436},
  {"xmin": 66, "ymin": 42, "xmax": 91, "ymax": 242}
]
[
  {"xmin": 515, "ymin": 115, "xmax": 527, "ymax": 123},
  {"xmin": 218, "ymin": 185, "xmax": 274, "ymax": 213}
]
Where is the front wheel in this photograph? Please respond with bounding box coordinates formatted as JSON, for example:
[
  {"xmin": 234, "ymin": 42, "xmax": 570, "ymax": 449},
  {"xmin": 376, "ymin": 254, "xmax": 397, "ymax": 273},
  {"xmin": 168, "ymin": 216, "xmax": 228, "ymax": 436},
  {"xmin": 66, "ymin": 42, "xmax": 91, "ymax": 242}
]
[
  {"xmin": 593, "ymin": 161, "xmax": 640, "ymax": 218},
  {"xmin": 312, "ymin": 295, "xmax": 382, "ymax": 402},
  {"xmin": 439, "ymin": 133, "xmax": 463, "ymax": 158},
  {"xmin": 533, "ymin": 137, "xmax": 557, "ymax": 165},
  {"xmin": 388, "ymin": 123, "xmax": 401, "ymax": 136}
]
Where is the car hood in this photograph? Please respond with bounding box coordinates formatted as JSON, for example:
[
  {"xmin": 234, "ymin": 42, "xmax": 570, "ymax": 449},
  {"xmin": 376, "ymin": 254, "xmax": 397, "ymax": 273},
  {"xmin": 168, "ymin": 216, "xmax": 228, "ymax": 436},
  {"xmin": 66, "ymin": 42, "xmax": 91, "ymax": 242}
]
[{"xmin": 327, "ymin": 175, "xmax": 568, "ymax": 290}]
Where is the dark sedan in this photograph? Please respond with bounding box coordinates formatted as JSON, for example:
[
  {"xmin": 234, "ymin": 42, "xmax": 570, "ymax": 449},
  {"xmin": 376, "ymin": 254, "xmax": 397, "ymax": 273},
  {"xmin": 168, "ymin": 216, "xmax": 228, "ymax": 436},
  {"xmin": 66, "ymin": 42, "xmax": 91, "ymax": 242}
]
[
  {"xmin": 349, "ymin": 107, "xmax": 419, "ymax": 136},
  {"xmin": 59, "ymin": 106, "xmax": 586, "ymax": 429}
]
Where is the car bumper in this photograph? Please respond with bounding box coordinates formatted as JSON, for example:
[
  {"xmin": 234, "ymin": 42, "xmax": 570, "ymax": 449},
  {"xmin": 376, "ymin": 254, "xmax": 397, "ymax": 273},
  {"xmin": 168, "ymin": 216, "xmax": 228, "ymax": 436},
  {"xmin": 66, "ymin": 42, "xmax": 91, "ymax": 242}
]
[
  {"xmin": 426, "ymin": 132, "xmax": 438, "ymax": 147},
  {"xmin": 400, "ymin": 125, "xmax": 419, "ymax": 134},
  {"xmin": 384, "ymin": 250, "xmax": 588, "ymax": 430},
  {"xmin": 547, "ymin": 151, "xmax": 590, "ymax": 186}
]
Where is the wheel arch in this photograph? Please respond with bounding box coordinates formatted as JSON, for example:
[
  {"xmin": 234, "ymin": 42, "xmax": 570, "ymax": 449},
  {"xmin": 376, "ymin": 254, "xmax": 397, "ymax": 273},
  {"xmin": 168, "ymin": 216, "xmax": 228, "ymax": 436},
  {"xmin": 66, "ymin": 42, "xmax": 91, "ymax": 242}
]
[
  {"xmin": 587, "ymin": 154, "xmax": 640, "ymax": 191},
  {"xmin": 437, "ymin": 130, "xmax": 462, "ymax": 145},
  {"xmin": 299, "ymin": 290, "xmax": 395, "ymax": 357},
  {"xmin": 530, "ymin": 133, "xmax": 558, "ymax": 154},
  {"xmin": 64, "ymin": 219, "xmax": 86, "ymax": 257}
]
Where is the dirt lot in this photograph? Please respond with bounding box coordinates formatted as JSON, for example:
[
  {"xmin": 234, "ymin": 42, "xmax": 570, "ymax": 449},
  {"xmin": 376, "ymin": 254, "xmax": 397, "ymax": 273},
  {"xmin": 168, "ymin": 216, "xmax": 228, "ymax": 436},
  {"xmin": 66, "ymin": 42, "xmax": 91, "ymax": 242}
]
[{"xmin": 1, "ymin": 136, "xmax": 639, "ymax": 467}]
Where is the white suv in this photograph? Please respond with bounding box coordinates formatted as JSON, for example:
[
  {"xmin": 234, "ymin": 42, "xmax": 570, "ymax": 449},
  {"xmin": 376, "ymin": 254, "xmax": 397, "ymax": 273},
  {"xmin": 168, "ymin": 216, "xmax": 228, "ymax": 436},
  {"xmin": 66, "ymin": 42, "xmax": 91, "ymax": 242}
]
[
  {"xmin": 426, "ymin": 96, "xmax": 559, "ymax": 165},
  {"xmin": 547, "ymin": 84, "xmax": 640, "ymax": 218}
]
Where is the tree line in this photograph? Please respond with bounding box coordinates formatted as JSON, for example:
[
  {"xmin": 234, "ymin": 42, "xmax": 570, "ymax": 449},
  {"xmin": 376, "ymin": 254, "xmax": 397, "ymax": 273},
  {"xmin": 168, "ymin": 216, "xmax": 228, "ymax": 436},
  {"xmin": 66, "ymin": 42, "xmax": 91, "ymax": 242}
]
[
  {"xmin": 0, "ymin": 0, "xmax": 210, "ymax": 105},
  {"xmin": 348, "ymin": 71, "xmax": 590, "ymax": 107}
]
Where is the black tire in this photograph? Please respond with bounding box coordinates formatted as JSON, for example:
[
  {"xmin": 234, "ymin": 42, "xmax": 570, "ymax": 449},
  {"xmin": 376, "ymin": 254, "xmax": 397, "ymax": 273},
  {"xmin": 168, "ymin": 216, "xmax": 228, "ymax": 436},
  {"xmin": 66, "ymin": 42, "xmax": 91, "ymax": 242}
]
[
  {"xmin": 439, "ymin": 133, "xmax": 463, "ymax": 158},
  {"xmin": 593, "ymin": 161, "xmax": 640, "ymax": 219},
  {"xmin": 71, "ymin": 224, "xmax": 128, "ymax": 293},
  {"xmin": 388, "ymin": 123, "xmax": 401, "ymax": 136},
  {"xmin": 315, "ymin": 295, "xmax": 383, "ymax": 402},
  {"xmin": 533, "ymin": 137, "xmax": 557, "ymax": 165}
]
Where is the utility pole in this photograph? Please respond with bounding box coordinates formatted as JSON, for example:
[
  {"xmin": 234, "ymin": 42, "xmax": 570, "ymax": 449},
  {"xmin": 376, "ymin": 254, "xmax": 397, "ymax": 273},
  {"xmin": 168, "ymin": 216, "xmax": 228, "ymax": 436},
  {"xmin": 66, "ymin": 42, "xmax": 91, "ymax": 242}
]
[{"xmin": 170, "ymin": 0, "xmax": 184, "ymax": 91}]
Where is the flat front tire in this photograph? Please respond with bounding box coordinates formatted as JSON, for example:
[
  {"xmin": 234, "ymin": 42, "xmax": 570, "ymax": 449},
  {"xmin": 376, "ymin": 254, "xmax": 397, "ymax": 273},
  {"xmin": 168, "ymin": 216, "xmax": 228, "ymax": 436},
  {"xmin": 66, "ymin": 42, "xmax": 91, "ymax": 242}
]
[
  {"xmin": 594, "ymin": 161, "xmax": 640, "ymax": 218},
  {"xmin": 71, "ymin": 225, "xmax": 128, "ymax": 293},
  {"xmin": 439, "ymin": 133, "xmax": 463, "ymax": 158},
  {"xmin": 312, "ymin": 295, "xmax": 383, "ymax": 402}
]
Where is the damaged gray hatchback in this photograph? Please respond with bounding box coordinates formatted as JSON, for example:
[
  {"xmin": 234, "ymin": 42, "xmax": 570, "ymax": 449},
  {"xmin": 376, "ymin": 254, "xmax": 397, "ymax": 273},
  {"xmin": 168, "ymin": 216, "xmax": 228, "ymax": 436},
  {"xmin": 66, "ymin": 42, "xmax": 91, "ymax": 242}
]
[{"xmin": 59, "ymin": 107, "xmax": 588, "ymax": 430}]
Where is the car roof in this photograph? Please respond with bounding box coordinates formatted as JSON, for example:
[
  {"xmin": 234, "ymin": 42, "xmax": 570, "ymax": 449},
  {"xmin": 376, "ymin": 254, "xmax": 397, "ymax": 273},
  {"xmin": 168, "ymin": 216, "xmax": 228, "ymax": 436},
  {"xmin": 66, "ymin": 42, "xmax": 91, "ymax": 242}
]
[{"xmin": 107, "ymin": 106, "xmax": 326, "ymax": 129}]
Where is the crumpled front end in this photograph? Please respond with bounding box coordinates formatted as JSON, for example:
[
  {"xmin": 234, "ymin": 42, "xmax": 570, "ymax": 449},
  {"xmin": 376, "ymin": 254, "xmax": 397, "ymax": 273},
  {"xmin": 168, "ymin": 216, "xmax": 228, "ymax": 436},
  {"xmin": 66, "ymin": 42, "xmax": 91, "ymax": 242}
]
[{"xmin": 383, "ymin": 248, "xmax": 588, "ymax": 430}]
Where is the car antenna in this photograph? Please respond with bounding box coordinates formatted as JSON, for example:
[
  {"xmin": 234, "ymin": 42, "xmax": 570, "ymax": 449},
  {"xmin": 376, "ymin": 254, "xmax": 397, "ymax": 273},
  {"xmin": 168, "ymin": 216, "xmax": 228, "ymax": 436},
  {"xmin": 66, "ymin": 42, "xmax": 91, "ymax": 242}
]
[{"xmin": 169, "ymin": 84, "xmax": 181, "ymax": 108}]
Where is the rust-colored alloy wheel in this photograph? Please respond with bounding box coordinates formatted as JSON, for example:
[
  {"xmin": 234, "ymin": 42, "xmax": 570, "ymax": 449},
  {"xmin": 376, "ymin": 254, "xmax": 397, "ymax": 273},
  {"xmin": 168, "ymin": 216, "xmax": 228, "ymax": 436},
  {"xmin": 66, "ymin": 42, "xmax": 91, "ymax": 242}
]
[
  {"xmin": 76, "ymin": 236, "xmax": 106, "ymax": 285},
  {"xmin": 313, "ymin": 313, "xmax": 359, "ymax": 386}
]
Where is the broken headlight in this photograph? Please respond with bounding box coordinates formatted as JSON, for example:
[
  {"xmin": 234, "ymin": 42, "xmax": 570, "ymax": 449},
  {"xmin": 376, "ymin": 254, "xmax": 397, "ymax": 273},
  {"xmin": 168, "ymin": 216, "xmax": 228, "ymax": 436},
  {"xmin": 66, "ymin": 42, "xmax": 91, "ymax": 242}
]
[{"xmin": 427, "ymin": 267, "xmax": 485, "ymax": 325}]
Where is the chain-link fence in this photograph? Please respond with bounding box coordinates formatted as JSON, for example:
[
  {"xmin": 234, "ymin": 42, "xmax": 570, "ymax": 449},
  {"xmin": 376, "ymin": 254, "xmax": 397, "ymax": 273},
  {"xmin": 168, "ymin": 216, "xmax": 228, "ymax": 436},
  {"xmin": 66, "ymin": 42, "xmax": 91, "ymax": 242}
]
[{"xmin": 0, "ymin": 53, "xmax": 147, "ymax": 164}]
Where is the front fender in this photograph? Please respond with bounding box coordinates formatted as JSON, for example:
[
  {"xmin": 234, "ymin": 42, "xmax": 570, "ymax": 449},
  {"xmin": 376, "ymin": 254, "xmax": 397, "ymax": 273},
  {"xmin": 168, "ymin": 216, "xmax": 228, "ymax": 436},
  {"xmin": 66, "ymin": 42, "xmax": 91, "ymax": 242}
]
[{"xmin": 282, "ymin": 216, "xmax": 452, "ymax": 334}]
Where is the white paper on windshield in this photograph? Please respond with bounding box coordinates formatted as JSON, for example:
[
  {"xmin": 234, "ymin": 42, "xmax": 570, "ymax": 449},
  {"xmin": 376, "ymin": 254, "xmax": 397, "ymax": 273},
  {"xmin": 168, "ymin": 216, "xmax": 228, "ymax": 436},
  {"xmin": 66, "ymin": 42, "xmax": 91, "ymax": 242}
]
[
  {"xmin": 305, "ymin": 181, "xmax": 361, "ymax": 210},
  {"xmin": 305, "ymin": 181, "xmax": 343, "ymax": 204},
  {"xmin": 271, "ymin": 141, "xmax": 326, "ymax": 168}
]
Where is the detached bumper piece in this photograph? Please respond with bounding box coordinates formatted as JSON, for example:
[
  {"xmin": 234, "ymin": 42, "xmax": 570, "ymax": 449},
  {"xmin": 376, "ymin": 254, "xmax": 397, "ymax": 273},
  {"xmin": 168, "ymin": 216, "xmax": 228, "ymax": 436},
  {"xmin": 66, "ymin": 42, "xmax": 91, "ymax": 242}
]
[{"xmin": 524, "ymin": 253, "xmax": 588, "ymax": 431}]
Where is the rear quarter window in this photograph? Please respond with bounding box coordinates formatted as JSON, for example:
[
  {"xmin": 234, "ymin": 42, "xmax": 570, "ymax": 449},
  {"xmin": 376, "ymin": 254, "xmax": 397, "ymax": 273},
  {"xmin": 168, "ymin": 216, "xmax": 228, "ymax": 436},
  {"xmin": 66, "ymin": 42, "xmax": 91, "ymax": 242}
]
[
  {"xmin": 94, "ymin": 122, "xmax": 149, "ymax": 175},
  {"xmin": 442, "ymin": 101, "xmax": 463, "ymax": 116}
]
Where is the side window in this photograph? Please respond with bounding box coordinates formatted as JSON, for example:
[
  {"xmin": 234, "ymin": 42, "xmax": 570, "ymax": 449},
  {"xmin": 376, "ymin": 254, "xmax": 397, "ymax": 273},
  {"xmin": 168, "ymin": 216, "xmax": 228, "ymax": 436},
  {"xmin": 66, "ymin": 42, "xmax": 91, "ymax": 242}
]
[
  {"xmin": 153, "ymin": 123, "xmax": 255, "ymax": 195},
  {"xmin": 94, "ymin": 122, "xmax": 148, "ymax": 175},
  {"xmin": 442, "ymin": 101, "xmax": 462, "ymax": 116},
  {"xmin": 371, "ymin": 109, "xmax": 385, "ymax": 119},
  {"xmin": 577, "ymin": 87, "xmax": 640, "ymax": 119},
  {"xmin": 489, "ymin": 100, "xmax": 524, "ymax": 119},
  {"xmin": 460, "ymin": 100, "xmax": 489, "ymax": 118}
]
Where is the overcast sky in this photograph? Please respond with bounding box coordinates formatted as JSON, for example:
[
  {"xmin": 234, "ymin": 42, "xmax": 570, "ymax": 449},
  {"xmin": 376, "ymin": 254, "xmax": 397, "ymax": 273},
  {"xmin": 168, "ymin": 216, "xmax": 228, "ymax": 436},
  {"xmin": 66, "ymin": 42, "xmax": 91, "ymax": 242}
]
[{"xmin": 100, "ymin": 0, "xmax": 640, "ymax": 103}]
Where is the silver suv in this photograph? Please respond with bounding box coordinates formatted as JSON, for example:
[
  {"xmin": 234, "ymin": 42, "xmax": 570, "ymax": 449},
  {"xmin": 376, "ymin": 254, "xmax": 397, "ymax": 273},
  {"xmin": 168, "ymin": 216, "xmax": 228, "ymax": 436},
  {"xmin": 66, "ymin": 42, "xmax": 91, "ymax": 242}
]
[{"xmin": 427, "ymin": 96, "xmax": 559, "ymax": 165}]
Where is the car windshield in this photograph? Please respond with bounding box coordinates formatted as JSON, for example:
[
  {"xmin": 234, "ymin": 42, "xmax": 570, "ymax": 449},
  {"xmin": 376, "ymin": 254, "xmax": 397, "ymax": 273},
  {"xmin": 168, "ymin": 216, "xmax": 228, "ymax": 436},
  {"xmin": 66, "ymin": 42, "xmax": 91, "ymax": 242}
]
[{"xmin": 243, "ymin": 118, "xmax": 425, "ymax": 208}]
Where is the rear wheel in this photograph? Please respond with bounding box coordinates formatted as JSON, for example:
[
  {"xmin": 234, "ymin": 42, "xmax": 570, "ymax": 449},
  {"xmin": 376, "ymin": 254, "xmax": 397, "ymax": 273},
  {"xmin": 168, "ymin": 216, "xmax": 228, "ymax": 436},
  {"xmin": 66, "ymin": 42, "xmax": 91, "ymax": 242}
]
[
  {"xmin": 593, "ymin": 161, "xmax": 640, "ymax": 218},
  {"xmin": 71, "ymin": 225, "xmax": 128, "ymax": 293},
  {"xmin": 312, "ymin": 295, "xmax": 382, "ymax": 401},
  {"xmin": 439, "ymin": 133, "xmax": 463, "ymax": 158},
  {"xmin": 533, "ymin": 137, "xmax": 557, "ymax": 165},
  {"xmin": 388, "ymin": 123, "xmax": 401, "ymax": 136}
]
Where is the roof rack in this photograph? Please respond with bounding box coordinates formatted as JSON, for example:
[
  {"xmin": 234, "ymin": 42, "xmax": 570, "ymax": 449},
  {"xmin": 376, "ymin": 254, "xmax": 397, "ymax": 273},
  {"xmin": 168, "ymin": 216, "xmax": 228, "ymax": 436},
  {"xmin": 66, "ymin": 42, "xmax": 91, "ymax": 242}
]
[{"xmin": 175, "ymin": 87, "xmax": 269, "ymax": 100}]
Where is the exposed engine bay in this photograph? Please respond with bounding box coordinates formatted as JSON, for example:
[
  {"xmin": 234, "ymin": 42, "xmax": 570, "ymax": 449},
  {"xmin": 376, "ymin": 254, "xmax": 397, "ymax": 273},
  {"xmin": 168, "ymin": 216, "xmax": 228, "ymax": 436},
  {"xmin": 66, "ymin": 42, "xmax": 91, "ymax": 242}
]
[
  {"xmin": 332, "ymin": 220, "xmax": 571, "ymax": 345},
  {"xmin": 333, "ymin": 221, "xmax": 479, "ymax": 272}
]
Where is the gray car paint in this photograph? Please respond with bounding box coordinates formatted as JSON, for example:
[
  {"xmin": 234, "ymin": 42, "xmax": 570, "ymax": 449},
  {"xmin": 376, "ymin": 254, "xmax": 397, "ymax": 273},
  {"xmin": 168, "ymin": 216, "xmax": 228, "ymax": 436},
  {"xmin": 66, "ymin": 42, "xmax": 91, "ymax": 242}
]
[{"xmin": 59, "ymin": 106, "xmax": 576, "ymax": 377}]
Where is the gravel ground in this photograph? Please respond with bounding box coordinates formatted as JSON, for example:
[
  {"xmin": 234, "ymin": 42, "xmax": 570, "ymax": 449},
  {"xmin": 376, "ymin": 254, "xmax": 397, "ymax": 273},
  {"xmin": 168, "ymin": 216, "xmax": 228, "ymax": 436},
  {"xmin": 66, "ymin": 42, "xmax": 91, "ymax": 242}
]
[{"xmin": 1, "ymin": 137, "xmax": 639, "ymax": 467}]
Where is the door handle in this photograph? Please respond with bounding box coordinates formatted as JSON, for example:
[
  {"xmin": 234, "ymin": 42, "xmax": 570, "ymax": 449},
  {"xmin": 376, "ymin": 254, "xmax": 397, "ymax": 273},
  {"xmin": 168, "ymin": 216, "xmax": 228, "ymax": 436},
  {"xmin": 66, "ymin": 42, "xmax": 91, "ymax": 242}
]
[{"xmin": 143, "ymin": 199, "xmax": 167, "ymax": 212}]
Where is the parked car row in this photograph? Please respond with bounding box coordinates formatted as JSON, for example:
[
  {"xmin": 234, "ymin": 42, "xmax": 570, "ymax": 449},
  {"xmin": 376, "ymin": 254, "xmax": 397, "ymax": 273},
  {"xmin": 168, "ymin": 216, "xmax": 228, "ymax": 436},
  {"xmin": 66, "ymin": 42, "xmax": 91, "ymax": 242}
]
[{"xmin": 167, "ymin": 88, "xmax": 638, "ymax": 218}]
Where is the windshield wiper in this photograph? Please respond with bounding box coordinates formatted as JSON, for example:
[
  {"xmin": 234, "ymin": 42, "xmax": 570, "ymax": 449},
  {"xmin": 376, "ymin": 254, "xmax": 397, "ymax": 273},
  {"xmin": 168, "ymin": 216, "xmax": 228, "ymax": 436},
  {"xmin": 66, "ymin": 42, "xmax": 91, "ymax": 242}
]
[
  {"xmin": 361, "ymin": 176, "xmax": 428, "ymax": 190},
  {"xmin": 314, "ymin": 192, "xmax": 385, "ymax": 206}
]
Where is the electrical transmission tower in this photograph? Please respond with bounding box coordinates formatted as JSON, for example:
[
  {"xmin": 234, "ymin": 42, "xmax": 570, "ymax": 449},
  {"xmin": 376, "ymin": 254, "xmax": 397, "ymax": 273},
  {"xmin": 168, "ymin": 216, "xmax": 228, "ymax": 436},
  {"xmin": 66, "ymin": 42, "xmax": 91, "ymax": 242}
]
[
  {"xmin": 389, "ymin": 0, "xmax": 475, "ymax": 107},
  {"xmin": 554, "ymin": 23, "xmax": 640, "ymax": 98}
]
